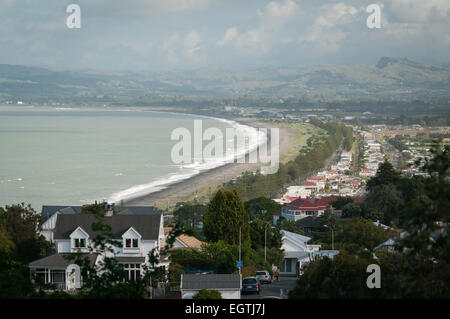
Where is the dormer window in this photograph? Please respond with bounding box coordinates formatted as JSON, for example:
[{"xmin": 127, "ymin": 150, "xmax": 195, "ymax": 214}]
[
  {"xmin": 74, "ymin": 238, "xmax": 86, "ymax": 248},
  {"xmin": 122, "ymin": 227, "xmax": 141, "ymax": 253},
  {"xmin": 69, "ymin": 226, "xmax": 90, "ymax": 252},
  {"xmin": 125, "ymin": 238, "xmax": 139, "ymax": 248}
]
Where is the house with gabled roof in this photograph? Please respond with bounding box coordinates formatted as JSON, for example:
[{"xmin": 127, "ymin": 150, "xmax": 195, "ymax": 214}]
[
  {"xmin": 279, "ymin": 230, "xmax": 339, "ymax": 277},
  {"xmin": 29, "ymin": 205, "xmax": 166, "ymax": 291}
]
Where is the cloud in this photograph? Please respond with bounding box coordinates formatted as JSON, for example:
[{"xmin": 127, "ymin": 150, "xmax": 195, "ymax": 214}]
[
  {"xmin": 216, "ymin": 27, "xmax": 238, "ymax": 47},
  {"xmin": 184, "ymin": 30, "xmax": 203, "ymax": 61},
  {"xmin": 304, "ymin": 2, "xmax": 361, "ymax": 51},
  {"xmin": 386, "ymin": 0, "xmax": 450, "ymax": 23},
  {"xmin": 81, "ymin": 0, "xmax": 217, "ymax": 17},
  {"xmin": 161, "ymin": 33, "xmax": 182, "ymax": 65},
  {"xmin": 234, "ymin": 0, "xmax": 301, "ymax": 55},
  {"xmin": 161, "ymin": 31, "xmax": 205, "ymax": 65}
]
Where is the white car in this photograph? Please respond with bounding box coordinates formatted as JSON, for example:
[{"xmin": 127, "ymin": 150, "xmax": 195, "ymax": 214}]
[{"xmin": 255, "ymin": 270, "xmax": 272, "ymax": 284}]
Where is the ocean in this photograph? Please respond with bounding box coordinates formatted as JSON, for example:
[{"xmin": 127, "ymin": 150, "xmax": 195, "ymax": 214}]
[{"xmin": 0, "ymin": 105, "xmax": 263, "ymax": 211}]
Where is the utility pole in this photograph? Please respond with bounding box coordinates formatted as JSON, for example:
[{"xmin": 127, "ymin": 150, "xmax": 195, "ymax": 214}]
[
  {"xmin": 264, "ymin": 224, "xmax": 267, "ymax": 263},
  {"xmin": 239, "ymin": 226, "xmax": 241, "ymax": 275}
]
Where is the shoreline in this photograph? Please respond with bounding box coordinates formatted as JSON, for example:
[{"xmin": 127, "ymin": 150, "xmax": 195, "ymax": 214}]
[{"xmin": 125, "ymin": 117, "xmax": 299, "ymax": 208}]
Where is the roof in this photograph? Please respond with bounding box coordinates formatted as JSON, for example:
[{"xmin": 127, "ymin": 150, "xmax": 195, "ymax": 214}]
[
  {"xmin": 281, "ymin": 230, "xmax": 311, "ymax": 244},
  {"xmin": 301, "ymin": 181, "xmax": 317, "ymax": 186},
  {"xmin": 181, "ymin": 274, "xmax": 241, "ymax": 290},
  {"xmin": 115, "ymin": 257, "xmax": 146, "ymax": 263},
  {"xmin": 29, "ymin": 253, "xmax": 98, "ymax": 268},
  {"xmin": 373, "ymin": 238, "xmax": 397, "ymax": 251},
  {"xmin": 177, "ymin": 234, "xmax": 203, "ymax": 249},
  {"xmin": 284, "ymin": 198, "xmax": 330, "ymax": 211},
  {"xmin": 41, "ymin": 205, "xmax": 162, "ymax": 222},
  {"xmin": 54, "ymin": 214, "xmax": 162, "ymax": 240},
  {"xmin": 295, "ymin": 216, "xmax": 320, "ymax": 229},
  {"xmin": 164, "ymin": 227, "xmax": 203, "ymax": 249}
]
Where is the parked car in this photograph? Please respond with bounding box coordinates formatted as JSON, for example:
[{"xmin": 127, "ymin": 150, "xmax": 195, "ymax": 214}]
[
  {"xmin": 241, "ymin": 277, "xmax": 261, "ymax": 295},
  {"xmin": 255, "ymin": 270, "xmax": 272, "ymax": 284}
]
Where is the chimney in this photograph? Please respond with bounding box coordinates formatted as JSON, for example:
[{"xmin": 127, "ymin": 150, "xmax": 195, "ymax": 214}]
[{"xmin": 105, "ymin": 204, "xmax": 114, "ymax": 217}]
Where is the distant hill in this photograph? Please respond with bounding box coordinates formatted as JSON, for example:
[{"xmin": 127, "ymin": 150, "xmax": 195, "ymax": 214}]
[{"xmin": 0, "ymin": 57, "xmax": 449, "ymax": 106}]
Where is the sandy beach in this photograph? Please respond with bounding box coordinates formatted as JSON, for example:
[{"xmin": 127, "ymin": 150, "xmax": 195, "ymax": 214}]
[{"xmin": 125, "ymin": 118, "xmax": 299, "ymax": 208}]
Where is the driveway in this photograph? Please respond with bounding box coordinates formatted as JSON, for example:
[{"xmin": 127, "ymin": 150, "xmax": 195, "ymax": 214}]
[{"xmin": 241, "ymin": 276, "xmax": 297, "ymax": 299}]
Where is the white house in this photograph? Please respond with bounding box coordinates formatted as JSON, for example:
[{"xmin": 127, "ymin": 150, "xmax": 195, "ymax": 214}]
[
  {"xmin": 279, "ymin": 230, "xmax": 339, "ymax": 277},
  {"xmin": 29, "ymin": 207, "xmax": 165, "ymax": 291},
  {"xmin": 180, "ymin": 274, "xmax": 242, "ymax": 299}
]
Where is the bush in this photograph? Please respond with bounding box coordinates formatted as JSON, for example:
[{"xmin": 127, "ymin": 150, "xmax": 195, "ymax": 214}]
[{"xmin": 193, "ymin": 289, "xmax": 222, "ymax": 299}]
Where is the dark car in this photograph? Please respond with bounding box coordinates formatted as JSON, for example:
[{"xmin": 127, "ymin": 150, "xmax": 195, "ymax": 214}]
[{"xmin": 241, "ymin": 277, "xmax": 261, "ymax": 295}]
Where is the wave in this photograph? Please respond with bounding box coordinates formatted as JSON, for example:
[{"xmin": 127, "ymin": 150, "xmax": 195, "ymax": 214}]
[{"xmin": 106, "ymin": 114, "xmax": 267, "ymax": 204}]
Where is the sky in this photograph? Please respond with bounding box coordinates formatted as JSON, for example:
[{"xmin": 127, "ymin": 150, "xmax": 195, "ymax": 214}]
[{"xmin": 0, "ymin": 0, "xmax": 449, "ymax": 71}]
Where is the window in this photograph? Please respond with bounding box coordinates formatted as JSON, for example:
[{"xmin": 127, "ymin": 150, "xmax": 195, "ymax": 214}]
[
  {"xmin": 123, "ymin": 263, "xmax": 141, "ymax": 281},
  {"xmin": 125, "ymin": 238, "xmax": 139, "ymax": 248},
  {"xmin": 74, "ymin": 238, "xmax": 86, "ymax": 248}
]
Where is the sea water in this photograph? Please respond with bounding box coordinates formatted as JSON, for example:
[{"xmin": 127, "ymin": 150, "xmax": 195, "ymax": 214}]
[{"xmin": 0, "ymin": 106, "xmax": 262, "ymax": 211}]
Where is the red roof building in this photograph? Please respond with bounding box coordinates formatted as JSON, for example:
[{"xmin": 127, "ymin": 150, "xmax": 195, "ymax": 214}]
[{"xmin": 282, "ymin": 198, "xmax": 331, "ymax": 221}]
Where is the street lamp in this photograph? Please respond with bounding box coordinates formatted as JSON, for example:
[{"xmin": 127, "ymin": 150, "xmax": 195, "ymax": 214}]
[
  {"xmin": 264, "ymin": 223, "xmax": 268, "ymax": 263},
  {"xmin": 323, "ymin": 224, "xmax": 334, "ymax": 250}
]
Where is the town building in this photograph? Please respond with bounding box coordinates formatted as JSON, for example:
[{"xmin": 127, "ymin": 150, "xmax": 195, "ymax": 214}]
[
  {"xmin": 180, "ymin": 274, "xmax": 242, "ymax": 299},
  {"xmin": 29, "ymin": 205, "xmax": 166, "ymax": 291}
]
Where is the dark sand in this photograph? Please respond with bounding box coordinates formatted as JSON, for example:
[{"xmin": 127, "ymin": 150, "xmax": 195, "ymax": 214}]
[{"xmin": 125, "ymin": 119, "xmax": 298, "ymax": 208}]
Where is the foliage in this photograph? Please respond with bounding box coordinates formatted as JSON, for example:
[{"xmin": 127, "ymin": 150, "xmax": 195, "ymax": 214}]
[
  {"xmin": 203, "ymin": 190, "xmax": 250, "ymax": 245},
  {"xmin": 168, "ymin": 263, "xmax": 185, "ymax": 283},
  {"xmin": 0, "ymin": 203, "xmax": 53, "ymax": 264},
  {"xmin": 245, "ymin": 197, "xmax": 281, "ymax": 222},
  {"xmin": 248, "ymin": 218, "xmax": 282, "ymax": 250},
  {"xmin": 337, "ymin": 218, "xmax": 392, "ymax": 251},
  {"xmin": 0, "ymin": 204, "xmax": 55, "ymax": 298},
  {"xmin": 193, "ymin": 289, "xmax": 222, "ymax": 299},
  {"xmin": 289, "ymin": 144, "xmax": 450, "ymax": 298},
  {"xmin": 288, "ymin": 250, "xmax": 381, "ymax": 299},
  {"xmin": 173, "ymin": 202, "xmax": 208, "ymax": 230}
]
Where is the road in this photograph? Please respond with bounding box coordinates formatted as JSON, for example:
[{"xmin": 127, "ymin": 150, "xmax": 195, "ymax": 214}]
[{"xmin": 241, "ymin": 276, "xmax": 297, "ymax": 299}]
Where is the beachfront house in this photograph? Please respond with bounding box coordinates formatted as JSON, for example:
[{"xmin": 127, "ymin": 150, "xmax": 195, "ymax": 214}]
[{"xmin": 29, "ymin": 205, "xmax": 166, "ymax": 291}]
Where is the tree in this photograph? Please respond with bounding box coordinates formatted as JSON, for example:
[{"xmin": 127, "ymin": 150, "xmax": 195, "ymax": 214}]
[
  {"xmin": 289, "ymin": 250, "xmax": 381, "ymax": 299},
  {"xmin": 244, "ymin": 197, "xmax": 281, "ymax": 222},
  {"xmin": 366, "ymin": 160, "xmax": 401, "ymax": 192},
  {"xmin": 289, "ymin": 144, "xmax": 450, "ymax": 299},
  {"xmin": 338, "ymin": 218, "xmax": 392, "ymax": 251},
  {"xmin": 173, "ymin": 202, "xmax": 208, "ymax": 230},
  {"xmin": 249, "ymin": 219, "xmax": 282, "ymax": 250},
  {"xmin": 0, "ymin": 203, "xmax": 53, "ymax": 264},
  {"xmin": 342, "ymin": 202, "xmax": 362, "ymax": 218},
  {"xmin": 203, "ymin": 190, "xmax": 250, "ymax": 245},
  {"xmin": 193, "ymin": 289, "xmax": 222, "ymax": 299}
]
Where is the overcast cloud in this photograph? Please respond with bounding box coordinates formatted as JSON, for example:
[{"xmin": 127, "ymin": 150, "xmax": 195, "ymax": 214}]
[{"xmin": 0, "ymin": 0, "xmax": 449, "ymax": 71}]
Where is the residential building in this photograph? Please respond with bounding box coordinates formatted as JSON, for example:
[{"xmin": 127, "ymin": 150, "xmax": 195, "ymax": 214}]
[
  {"xmin": 279, "ymin": 230, "xmax": 338, "ymax": 276},
  {"xmin": 180, "ymin": 274, "xmax": 242, "ymax": 299},
  {"xmin": 29, "ymin": 206, "xmax": 166, "ymax": 291},
  {"xmin": 281, "ymin": 198, "xmax": 331, "ymax": 221}
]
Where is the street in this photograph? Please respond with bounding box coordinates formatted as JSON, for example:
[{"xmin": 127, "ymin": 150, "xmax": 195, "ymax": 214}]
[{"xmin": 241, "ymin": 276, "xmax": 297, "ymax": 299}]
